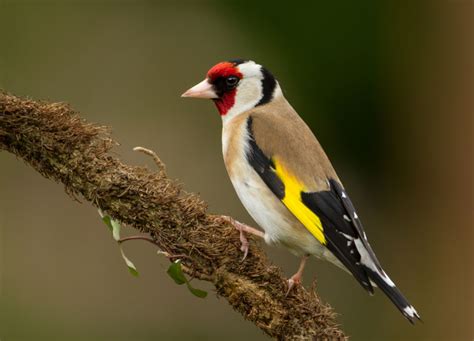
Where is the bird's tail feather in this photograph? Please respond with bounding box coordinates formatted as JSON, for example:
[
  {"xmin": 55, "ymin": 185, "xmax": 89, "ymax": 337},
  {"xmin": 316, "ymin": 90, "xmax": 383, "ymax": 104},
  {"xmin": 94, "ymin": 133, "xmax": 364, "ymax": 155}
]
[{"xmin": 365, "ymin": 267, "xmax": 421, "ymax": 324}]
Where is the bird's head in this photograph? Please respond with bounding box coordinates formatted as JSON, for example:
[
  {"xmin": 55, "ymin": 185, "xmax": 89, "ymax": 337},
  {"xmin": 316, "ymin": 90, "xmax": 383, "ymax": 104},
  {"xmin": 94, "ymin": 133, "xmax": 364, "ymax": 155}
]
[{"xmin": 182, "ymin": 59, "xmax": 279, "ymax": 118}]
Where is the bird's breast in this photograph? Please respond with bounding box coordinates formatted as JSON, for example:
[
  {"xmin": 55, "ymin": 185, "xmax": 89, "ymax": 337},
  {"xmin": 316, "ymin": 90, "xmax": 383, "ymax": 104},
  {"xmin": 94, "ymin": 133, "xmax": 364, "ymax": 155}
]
[{"xmin": 222, "ymin": 117, "xmax": 325, "ymax": 257}]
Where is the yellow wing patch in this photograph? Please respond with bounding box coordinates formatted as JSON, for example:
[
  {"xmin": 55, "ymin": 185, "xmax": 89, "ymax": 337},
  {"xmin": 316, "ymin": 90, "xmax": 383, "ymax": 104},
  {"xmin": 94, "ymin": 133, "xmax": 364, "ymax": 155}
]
[{"xmin": 273, "ymin": 158, "xmax": 327, "ymax": 245}]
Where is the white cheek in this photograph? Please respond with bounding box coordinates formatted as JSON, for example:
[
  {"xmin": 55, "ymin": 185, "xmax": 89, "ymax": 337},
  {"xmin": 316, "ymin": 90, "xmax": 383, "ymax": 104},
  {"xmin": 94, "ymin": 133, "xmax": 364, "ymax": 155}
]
[
  {"xmin": 236, "ymin": 78, "xmax": 262, "ymax": 106},
  {"xmin": 222, "ymin": 78, "xmax": 262, "ymax": 123}
]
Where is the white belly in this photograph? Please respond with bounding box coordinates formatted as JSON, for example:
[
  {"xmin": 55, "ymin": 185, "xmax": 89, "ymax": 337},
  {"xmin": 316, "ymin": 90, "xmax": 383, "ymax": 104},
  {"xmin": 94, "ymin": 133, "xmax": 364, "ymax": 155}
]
[
  {"xmin": 229, "ymin": 156, "xmax": 326, "ymax": 257},
  {"xmin": 222, "ymin": 116, "xmax": 337, "ymax": 261}
]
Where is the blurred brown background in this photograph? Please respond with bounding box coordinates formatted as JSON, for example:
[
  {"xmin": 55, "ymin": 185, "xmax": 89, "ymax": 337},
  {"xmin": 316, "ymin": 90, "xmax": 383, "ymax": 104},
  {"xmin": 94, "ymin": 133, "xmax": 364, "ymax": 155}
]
[{"xmin": 0, "ymin": 1, "xmax": 472, "ymax": 340}]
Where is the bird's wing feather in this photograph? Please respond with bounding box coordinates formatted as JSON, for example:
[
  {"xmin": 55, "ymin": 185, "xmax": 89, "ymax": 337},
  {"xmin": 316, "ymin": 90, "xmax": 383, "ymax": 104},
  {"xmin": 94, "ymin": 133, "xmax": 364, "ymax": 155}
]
[
  {"xmin": 245, "ymin": 112, "xmax": 375, "ymax": 292},
  {"xmin": 241, "ymin": 101, "xmax": 420, "ymax": 322}
]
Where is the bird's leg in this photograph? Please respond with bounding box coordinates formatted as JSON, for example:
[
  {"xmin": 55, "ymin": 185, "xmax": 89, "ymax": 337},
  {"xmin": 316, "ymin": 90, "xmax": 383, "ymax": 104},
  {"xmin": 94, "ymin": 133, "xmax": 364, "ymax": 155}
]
[
  {"xmin": 286, "ymin": 254, "xmax": 310, "ymax": 296},
  {"xmin": 222, "ymin": 216, "xmax": 264, "ymax": 260}
]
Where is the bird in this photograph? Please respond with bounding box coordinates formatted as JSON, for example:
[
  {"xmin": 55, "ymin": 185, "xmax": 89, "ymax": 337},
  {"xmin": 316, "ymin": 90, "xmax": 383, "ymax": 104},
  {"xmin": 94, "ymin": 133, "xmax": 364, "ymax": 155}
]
[{"xmin": 181, "ymin": 59, "xmax": 420, "ymax": 323}]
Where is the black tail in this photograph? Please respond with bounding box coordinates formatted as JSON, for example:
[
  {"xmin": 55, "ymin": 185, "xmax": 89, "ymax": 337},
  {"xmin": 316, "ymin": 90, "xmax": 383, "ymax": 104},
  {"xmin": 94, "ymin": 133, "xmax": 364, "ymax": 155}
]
[{"xmin": 365, "ymin": 267, "xmax": 421, "ymax": 324}]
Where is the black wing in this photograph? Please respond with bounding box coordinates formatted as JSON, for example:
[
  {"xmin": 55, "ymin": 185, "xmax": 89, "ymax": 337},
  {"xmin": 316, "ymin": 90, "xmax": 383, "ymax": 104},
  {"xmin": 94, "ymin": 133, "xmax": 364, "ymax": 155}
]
[
  {"xmin": 246, "ymin": 116, "xmax": 374, "ymax": 293},
  {"xmin": 301, "ymin": 179, "xmax": 375, "ymax": 293},
  {"xmin": 245, "ymin": 116, "xmax": 420, "ymax": 322}
]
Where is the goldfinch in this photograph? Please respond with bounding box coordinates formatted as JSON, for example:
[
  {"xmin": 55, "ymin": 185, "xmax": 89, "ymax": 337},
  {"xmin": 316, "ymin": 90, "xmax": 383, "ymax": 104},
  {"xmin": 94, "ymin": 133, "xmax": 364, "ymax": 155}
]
[{"xmin": 182, "ymin": 59, "xmax": 420, "ymax": 323}]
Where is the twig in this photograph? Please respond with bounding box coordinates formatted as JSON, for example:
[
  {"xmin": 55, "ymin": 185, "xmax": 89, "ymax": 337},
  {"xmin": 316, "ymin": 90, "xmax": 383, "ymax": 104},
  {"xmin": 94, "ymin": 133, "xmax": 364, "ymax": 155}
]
[
  {"xmin": 133, "ymin": 146, "xmax": 166, "ymax": 173},
  {"xmin": 118, "ymin": 235, "xmax": 158, "ymax": 246}
]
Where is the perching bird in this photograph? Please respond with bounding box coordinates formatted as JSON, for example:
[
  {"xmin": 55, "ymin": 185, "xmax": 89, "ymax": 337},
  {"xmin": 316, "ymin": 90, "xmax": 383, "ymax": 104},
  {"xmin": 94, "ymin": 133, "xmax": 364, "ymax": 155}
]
[{"xmin": 182, "ymin": 59, "xmax": 420, "ymax": 323}]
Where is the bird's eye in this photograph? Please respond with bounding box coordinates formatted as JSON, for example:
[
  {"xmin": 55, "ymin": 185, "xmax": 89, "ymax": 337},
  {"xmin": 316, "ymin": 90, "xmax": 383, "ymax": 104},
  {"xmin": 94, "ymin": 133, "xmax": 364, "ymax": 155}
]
[{"xmin": 225, "ymin": 76, "xmax": 239, "ymax": 89}]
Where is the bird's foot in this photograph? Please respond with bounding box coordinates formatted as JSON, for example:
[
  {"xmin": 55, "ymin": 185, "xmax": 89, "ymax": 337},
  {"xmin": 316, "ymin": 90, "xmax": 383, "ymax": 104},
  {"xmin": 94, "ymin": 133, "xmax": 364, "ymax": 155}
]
[
  {"xmin": 286, "ymin": 274, "xmax": 303, "ymax": 296},
  {"xmin": 222, "ymin": 215, "xmax": 264, "ymax": 260},
  {"xmin": 285, "ymin": 255, "xmax": 310, "ymax": 296},
  {"xmin": 236, "ymin": 221, "xmax": 250, "ymax": 260}
]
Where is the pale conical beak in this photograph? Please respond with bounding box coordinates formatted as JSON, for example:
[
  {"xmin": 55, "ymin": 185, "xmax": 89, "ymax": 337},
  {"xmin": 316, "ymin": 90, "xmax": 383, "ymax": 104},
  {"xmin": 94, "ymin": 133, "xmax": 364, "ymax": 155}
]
[{"xmin": 181, "ymin": 79, "xmax": 218, "ymax": 99}]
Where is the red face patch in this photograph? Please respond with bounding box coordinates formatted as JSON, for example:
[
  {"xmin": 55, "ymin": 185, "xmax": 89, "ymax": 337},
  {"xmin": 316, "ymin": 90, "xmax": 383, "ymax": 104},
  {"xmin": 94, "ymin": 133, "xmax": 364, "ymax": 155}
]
[{"xmin": 206, "ymin": 62, "xmax": 243, "ymax": 116}]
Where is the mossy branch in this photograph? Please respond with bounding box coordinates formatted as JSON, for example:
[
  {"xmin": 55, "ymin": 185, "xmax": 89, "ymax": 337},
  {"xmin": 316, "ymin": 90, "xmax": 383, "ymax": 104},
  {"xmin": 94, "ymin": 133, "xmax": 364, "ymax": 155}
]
[{"xmin": 0, "ymin": 91, "xmax": 346, "ymax": 340}]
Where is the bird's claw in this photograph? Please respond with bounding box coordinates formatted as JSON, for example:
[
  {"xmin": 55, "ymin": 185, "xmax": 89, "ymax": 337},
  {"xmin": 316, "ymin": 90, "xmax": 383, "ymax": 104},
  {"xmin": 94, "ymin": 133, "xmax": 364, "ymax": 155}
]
[
  {"xmin": 286, "ymin": 275, "xmax": 302, "ymax": 296},
  {"xmin": 222, "ymin": 215, "xmax": 265, "ymax": 261},
  {"xmin": 222, "ymin": 215, "xmax": 251, "ymax": 261},
  {"xmin": 240, "ymin": 234, "xmax": 249, "ymax": 261},
  {"xmin": 286, "ymin": 279, "xmax": 295, "ymax": 297}
]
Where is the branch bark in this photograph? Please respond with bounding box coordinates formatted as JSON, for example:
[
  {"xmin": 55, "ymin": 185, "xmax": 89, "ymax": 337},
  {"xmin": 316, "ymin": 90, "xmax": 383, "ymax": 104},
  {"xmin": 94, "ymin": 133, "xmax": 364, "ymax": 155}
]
[{"xmin": 0, "ymin": 91, "xmax": 346, "ymax": 340}]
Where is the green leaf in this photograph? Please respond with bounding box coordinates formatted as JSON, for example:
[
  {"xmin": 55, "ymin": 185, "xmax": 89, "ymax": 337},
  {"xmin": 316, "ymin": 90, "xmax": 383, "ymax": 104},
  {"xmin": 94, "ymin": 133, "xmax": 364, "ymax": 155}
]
[
  {"xmin": 98, "ymin": 210, "xmax": 121, "ymax": 240},
  {"xmin": 120, "ymin": 247, "xmax": 139, "ymax": 277},
  {"xmin": 166, "ymin": 260, "xmax": 186, "ymax": 285},
  {"xmin": 127, "ymin": 265, "xmax": 139, "ymax": 277},
  {"xmin": 186, "ymin": 283, "xmax": 208, "ymax": 298},
  {"xmin": 166, "ymin": 260, "xmax": 208, "ymax": 298},
  {"xmin": 102, "ymin": 215, "xmax": 113, "ymax": 232},
  {"xmin": 100, "ymin": 210, "xmax": 138, "ymax": 277},
  {"xmin": 111, "ymin": 218, "xmax": 121, "ymax": 241}
]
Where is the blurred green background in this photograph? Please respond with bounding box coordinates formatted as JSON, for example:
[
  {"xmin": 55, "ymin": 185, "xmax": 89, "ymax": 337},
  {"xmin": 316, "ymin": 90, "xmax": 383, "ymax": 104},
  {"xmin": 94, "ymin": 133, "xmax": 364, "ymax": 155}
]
[{"xmin": 0, "ymin": 1, "xmax": 472, "ymax": 340}]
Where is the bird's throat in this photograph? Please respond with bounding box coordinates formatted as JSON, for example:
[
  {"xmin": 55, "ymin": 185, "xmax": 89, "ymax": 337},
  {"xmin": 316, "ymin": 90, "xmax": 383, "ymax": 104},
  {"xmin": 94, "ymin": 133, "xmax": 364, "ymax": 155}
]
[{"xmin": 213, "ymin": 90, "xmax": 236, "ymax": 116}]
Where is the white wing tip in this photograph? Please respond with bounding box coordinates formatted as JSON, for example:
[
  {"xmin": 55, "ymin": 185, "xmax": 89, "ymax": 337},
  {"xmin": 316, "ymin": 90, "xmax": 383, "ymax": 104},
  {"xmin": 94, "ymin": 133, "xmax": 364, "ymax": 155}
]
[{"xmin": 403, "ymin": 305, "xmax": 420, "ymax": 319}]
